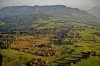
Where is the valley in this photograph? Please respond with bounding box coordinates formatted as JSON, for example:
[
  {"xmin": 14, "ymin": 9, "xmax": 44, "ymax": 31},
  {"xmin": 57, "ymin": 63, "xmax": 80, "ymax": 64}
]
[{"xmin": 0, "ymin": 5, "xmax": 100, "ymax": 66}]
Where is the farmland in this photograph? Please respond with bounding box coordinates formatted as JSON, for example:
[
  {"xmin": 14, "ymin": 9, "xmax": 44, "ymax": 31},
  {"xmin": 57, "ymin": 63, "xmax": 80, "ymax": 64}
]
[{"xmin": 0, "ymin": 17, "xmax": 100, "ymax": 66}]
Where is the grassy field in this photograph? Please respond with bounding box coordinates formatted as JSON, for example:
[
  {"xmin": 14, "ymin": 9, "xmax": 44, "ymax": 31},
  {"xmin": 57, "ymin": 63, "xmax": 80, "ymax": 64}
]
[
  {"xmin": 76, "ymin": 56, "xmax": 100, "ymax": 66},
  {"xmin": 0, "ymin": 49, "xmax": 42, "ymax": 66}
]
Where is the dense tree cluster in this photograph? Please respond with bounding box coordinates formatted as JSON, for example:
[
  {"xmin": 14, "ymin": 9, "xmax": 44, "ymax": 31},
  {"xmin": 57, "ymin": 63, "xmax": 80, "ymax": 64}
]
[
  {"xmin": 0, "ymin": 34, "xmax": 16, "ymax": 49},
  {"xmin": 26, "ymin": 58, "xmax": 48, "ymax": 66}
]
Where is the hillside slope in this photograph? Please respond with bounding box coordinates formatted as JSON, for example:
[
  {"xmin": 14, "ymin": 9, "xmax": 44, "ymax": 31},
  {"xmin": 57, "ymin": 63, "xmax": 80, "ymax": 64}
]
[
  {"xmin": 87, "ymin": 6, "xmax": 100, "ymax": 18},
  {"xmin": 0, "ymin": 5, "xmax": 100, "ymax": 29}
]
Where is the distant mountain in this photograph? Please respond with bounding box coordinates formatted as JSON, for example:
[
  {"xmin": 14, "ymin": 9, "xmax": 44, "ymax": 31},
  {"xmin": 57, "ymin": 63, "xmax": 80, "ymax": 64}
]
[
  {"xmin": 0, "ymin": 5, "xmax": 89, "ymax": 18},
  {"xmin": 87, "ymin": 6, "xmax": 100, "ymax": 18},
  {"xmin": 0, "ymin": 5, "xmax": 100, "ymax": 27}
]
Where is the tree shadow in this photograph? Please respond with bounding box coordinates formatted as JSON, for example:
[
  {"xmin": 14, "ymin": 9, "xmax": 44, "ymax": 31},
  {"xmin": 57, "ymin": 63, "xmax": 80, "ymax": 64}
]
[{"xmin": 0, "ymin": 53, "xmax": 3, "ymax": 66}]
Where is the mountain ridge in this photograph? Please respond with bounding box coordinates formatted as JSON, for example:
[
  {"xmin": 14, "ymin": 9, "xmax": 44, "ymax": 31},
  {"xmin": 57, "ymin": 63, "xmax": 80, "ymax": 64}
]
[
  {"xmin": 87, "ymin": 6, "xmax": 100, "ymax": 18},
  {"xmin": 0, "ymin": 5, "xmax": 90, "ymax": 18},
  {"xmin": 0, "ymin": 5, "xmax": 100, "ymax": 27}
]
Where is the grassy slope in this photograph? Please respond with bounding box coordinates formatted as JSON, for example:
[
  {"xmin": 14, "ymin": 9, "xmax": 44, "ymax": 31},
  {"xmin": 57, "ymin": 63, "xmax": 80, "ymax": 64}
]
[
  {"xmin": 76, "ymin": 56, "xmax": 100, "ymax": 66},
  {"xmin": 0, "ymin": 49, "xmax": 42, "ymax": 66}
]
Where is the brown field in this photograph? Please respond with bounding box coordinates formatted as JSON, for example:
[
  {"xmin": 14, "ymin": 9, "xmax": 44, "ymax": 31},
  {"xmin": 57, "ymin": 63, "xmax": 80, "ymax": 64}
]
[{"xmin": 11, "ymin": 34, "xmax": 61, "ymax": 63}]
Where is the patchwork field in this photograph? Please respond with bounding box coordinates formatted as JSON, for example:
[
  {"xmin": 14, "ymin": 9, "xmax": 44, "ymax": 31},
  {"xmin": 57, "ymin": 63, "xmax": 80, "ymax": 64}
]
[{"xmin": 0, "ymin": 18, "xmax": 100, "ymax": 66}]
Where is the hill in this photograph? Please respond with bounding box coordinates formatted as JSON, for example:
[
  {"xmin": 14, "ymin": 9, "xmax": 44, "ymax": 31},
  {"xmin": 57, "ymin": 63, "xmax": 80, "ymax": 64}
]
[
  {"xmin": 87, "ymin": 6, "xmax": 100, "ymax": 18},
  {"xmin": 0, "ymin": 5, "xmax": 100, "ymax": 32}
]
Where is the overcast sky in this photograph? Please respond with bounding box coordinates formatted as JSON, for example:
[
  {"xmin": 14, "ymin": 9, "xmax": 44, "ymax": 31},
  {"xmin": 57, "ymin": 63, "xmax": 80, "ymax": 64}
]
[{"xmin": 0, "ymin": 0, "xmax": 100, "ymax": 10}]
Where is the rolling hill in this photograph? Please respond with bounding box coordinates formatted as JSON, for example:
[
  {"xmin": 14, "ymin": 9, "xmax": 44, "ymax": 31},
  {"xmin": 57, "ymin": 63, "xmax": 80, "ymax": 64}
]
[
  {"xmin": 87, "ymin": 6, "xmax": 100, "ymax": 18},
  {"xmin": 0, "ymin": 5, "xmax": 100, "ymax": 32}
]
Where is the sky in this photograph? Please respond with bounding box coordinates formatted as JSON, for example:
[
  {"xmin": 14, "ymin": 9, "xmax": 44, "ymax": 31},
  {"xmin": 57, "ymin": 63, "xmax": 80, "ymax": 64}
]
[{"xmin": 0, "ymin": 0, "xmax": 100, "ymax": 10}]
